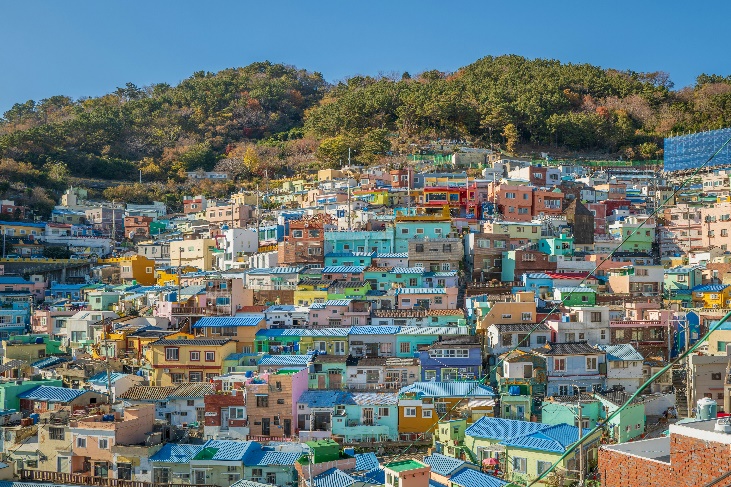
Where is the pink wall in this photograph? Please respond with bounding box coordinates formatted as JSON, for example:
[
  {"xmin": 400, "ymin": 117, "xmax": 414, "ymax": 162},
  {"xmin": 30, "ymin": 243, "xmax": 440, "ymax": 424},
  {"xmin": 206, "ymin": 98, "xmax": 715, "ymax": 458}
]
[{"xmin": 290, "ymin": 369, "xmax": 309, "ymax": 423}]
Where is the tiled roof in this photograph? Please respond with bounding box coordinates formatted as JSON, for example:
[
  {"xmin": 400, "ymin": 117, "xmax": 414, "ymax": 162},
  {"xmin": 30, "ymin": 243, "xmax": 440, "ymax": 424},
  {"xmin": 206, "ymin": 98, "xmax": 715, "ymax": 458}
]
[
  {"xmin": 375, "ymin": 252, "xmax": 408, "ymax": 258},
  {"xmin": 491, "ymin": 323, "xmax": 550, "ymax": 332},
  {"xmin": 500, "ymin": 423, "xmax": 581, "ymax": 453},
  {"xmin": 151, "ymin": 338, "xmax": 233, "ymax": 346},
  {"xmin": 395, "ymin": 287, "xmax": 447, "ymax": 294},
  {"xmin": 31, "ymin": 356, "xmax": 70, "ymax": 369},
  {"xmin": 351, "ymin": 392, "xmax": 398, "ymax": 405},
  {"xmin": 321, "ymin": 299, "xmax": 353, "ymax": 306},
  {"xmin": 118, "ymin": 385, "xmax": 176, "ymax": 401},
  {"xmin": 195, "ymin": 440, "xmax": 258, "ymax": 461},
  {"xmin": 257, "ymin": 328, "xmax": 351, "ymax": 338},
  {"xmin": 192, "ymin": 316, "xmax": 264, "ymax": 328},
  {"xmin": 322, "ymin": 266, "xmax": 366, "ymax": 274},
  {"xmin": 373, "ymin": 309, "xmax": 426, "ymax": 318},
  {"xmin": 555, "ymin": 287, "xmax": 596, "ymax": 294},
  {"xmin": 17, "ymin": 385, "xmax": 93, "ymax": 403},
  {"xmin": 297, "ymin": 390, "xmax": 356, "ymax": 408},
  {"xmin": 150, "ymin": 443, "xmax": 204, "ymax": 463},
  {"xmin": 329, "ymin": 281, "xmax": 368, "ymax": 289},
  {"xmin": 259, "ymin": 355, "xmax": 313, "ymax": 366},
  {"xmin": 423, "ymin": 271, "xmax": 458, "ymax": 277},
  {"xmin": 533, "ymin": 341, "xmax": 604, "ymax": 356},
  {"xmin": 596, "ymin": 343, "xmax": 644, "ymax": 362},
  {"xmin": 310, "ymin": 468, "xmax": 354, "ymax": 487},
  {"xmin": 88, "ymin": 372, "xmax": 130, "ymax": 386},
  {"xmin": 244, "ymin": 448, "xmax": 301, "ymax": 466},
  {"xmin": 349, "ymin": 325, "xmax": 400, "ymax": 335},
  {"xmin": 168, "ymin": 382, "xmax": 214, "ymax": 398},
  {"xmin": 450, "ymin": 467, "xmax": 508, "ymax": 487},
  {"xmin": 363, "ymin": 266, "xmax": 393, "ymax": 273},
  {"xmin": 399, "ymin": 382, "xmax": 496, "ymax": 398},
  {"xmin": 692, "ymin": 284, "xmax": 730, "ymax": 292},
  {"xmin": 465, "ymin": 417, "xmax": 549, "ymax": 440},
  {"xmin": 422, "ymin": 454, "xmax": 465, "ymax": 475},
  {"xmin": 354, "ymin": 452, "xmax": 379, "ymax": 472},
  {"xmin": 390, "ymin": 267, "xmax": 425, "ymax": 274},
  {"xmin": 0, "ymin": 360, "xmax": 26, "ymax": 373}
]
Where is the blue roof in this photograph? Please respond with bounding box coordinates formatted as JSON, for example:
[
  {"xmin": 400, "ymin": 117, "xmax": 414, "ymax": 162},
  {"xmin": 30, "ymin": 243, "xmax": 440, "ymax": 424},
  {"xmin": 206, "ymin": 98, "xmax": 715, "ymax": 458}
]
[
  {"xmin": 88, "ymin": 372, "xmax": 130, "ymax": 386},
  {"xmin": 298, "ymin": 390, "xmax": 355, "ymax": 408},
  {"xmin": 429, "ymin": 480, "xmax": 449, "ymax": 487},
  {"xmin": 311, "ymin": 468, "xmax": 355, "ymax": 487},
  {"xmin": 265, "ymin": 305, "xmax": 296, "ymax": 312},
  {"xmin": 150, "ymin": 443, "xmax": 204, "ymax": 463},
  {"xmin": 395, "ymin": 287, "xmax": 446, "ymax": 294},
  {"xmin": 31, "ymin": 356, "xmax": 70, "ymax": 369},
  {"xmin": 352, "ymin": 468, "xmax": 385, "ymax": 485},
  {"xmin": 390, "ymin": 267, "xmax": 424, "ymax": 274},
  {"xmin": 244, "ymin": 447, "xmax": 300, "ymax": 466},
  {"xmin": 322, "ymin": 266, "xmax": 366, "ymax": 274},
  {"xmin": 692, "ymin": 284, "xmax": 730, "ymax": 292},
  {"xmin": 192, "ymin": 315, "xmax": 264, "ymax": 328},
  {"xmin": 500, "ymin": 423, "xmax": 581, "ymax": 453},
  {"xmin": 197, "ymin": 440, "xmax": 258, "ymax": 461},
  {"xmin": 399, "ymin": 382, "xmax": 496, "ymax": 398},
  {"xmin": 349, "ymin": 326, "xmax": 400, "ymax": 335},
  {"xmin": 321, "ymin": 299, "xmax": 353, "ymax": 306},
  {"xmin": 256, "ymin": 328, "xmax": 351, "ymax": 338},
  {"xmin": 596, "ymin": 343, "xmax": 644, "ymax": 362},
  {"xmin": 258, "ymin": 355, "xmax": 312, "ymax": 366},
  {"xmin": 354, "ymin": 452, "xmax": 379, "ymax": 472},
  {"xmin": 465, "ymin": 417, "xmax": 549, "ymax": 440},
  {"xmin": 450, "ymin": 467, "xmax": 508, "ymax": 487},
  {"xmin": 422, "ymin": 454, "xmax": 465, "ymax": 476},
  {"xmin": 375, "ymin": 252, "xmax": 408, "ymax": 258},
  {"xmin": 17, "ymin": 385, "xmax": 95, "ymax": 403},
  {"xmin": 0, "ymin": 276, "xmax": 31, "ymax": 284}
]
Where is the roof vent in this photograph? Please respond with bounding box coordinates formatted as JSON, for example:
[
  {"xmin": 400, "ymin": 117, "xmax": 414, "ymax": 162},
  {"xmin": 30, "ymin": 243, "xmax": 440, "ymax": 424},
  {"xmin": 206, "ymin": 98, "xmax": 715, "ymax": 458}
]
[{"xmin": 715, "ymin": 418, "xmax": 731, "ymax": 434}]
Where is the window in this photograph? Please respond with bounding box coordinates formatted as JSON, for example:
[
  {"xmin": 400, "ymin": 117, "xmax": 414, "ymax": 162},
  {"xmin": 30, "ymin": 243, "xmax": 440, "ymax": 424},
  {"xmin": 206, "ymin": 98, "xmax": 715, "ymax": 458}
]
[
  {"xmin": 559, "ymin": 385, "xmax": 571, "ymax": 396},
  {"xmin": 171, "ymin": 373, "xmax": 184, "ymax": 383},
  {"xmin": 579, "ymin": 333, "xmax": 585, "ymax": 340},
  {"xmin": 513, "ymin": 457, "xmax": 527, "ymax": 474},
  {"xmin": 517, "ymin": 334, "xmax": 529, "ymax": 347},
  {"xmin": 521, "ymin": 312, "xmax": 532, "ymax": 321},
  {"xmin": 477, "ymin": 239, "xmax": 490, "ymax": 248},
  {"xmin": 586, "ymin": 357, "xmax": 598, "ymax": 371},
  {"xmin": 256, "ymin": 396, "xmax": 269, "ymax": 407},
  {"xmin": 601, "ymin": 329, "xmax": 607, "ymax": 340},
  {"xmin": 502, "ymin": 334, "xmax": 513, "ymax": 347},
  {"xmin": 99, "ymin": 438, "xmax": 108, "ymax": 449},
  {"xmin": 554, "ymin": 358, "xmax": 566, "ymax": 371},
  {"xmin": 118, "ymin": 463, "xmax": 132, "ymax": 481},
  {"xmin": 252, "ymin": 469, "xmax": 263, "ymax": 478},
  {"xmin": 189, "ymin": 372, "xmax": 203, "ymax": 382},
  {"xmin": 76, "ymin": 437, "xmax": 86, "ymax": 448},
  {"xmin": 591, "ymin": 312, "xmax": 602, "ymax": 322},
  {"xmin": 205, "ymin": 351, "xmax": 215, "ymax": 362},
  {"xmin": 415, "ymin": 244, "xmax": 424, "ymax": 253},
  {"xmin": 230, "ymin": 407, "xmax": 246, "ymax": 419},
  {"xmin": 712, "ymin": 372, "xmax": 722, "ymax": 380},
  {"xmin": 187, "ymin": 400, "xmax": 195, "ymax": 407},
  {"xmin": 718, "ymin": 342, "xmax": 728, "ymax": 353},
  {"xmin": 165, "ymin": 348, "xmax": 179, "ymax": 361},
  {"xmin": 434, "ymin": 296, "xmax": 443, "ymax": 305},
  {"xmin": 49, "ymin": 427, "xmax": 64, "ymax": 440},
  {"xmin": 424, "ymin": 370, "xmax": 437, "ymax": 381},
  {"xmin": 266, "ymin": 474, "xmax": 276, "ymax": 485},
  {"xmin": 190, "ymin": 351, "xmax": 200, "ymax": 361},
  {"xmin": 404, "ymin": 407, "xmax": 417, "ymax": 417},
  {"xmin": 537, "ymin": 461, "xmax": 552, "ymax": 475},
  {"xmin": 422, "ymin": 409, "xmax": 433, "ymax": 418},
  {"xmin": 536, "ymin": 335, "xmax": 547, "ymax": 345},
  {"xmin": 401, "ymin": 228, "xmax": 409, "ymax": 234},
  {"xmin": 565, "ymin": 333, "xmax": 576, "ymax": 342},
  {"xmin": 400, "ymin": 342, "xmax": 411, "ymax": 354}
]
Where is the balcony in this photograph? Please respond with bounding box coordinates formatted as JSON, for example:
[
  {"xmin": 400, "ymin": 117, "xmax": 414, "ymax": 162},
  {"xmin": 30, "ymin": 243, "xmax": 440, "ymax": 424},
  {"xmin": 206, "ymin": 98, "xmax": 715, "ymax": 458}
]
[{"xmin": 20, "ymin": 470, "xmax": 217, "ymax": 487}]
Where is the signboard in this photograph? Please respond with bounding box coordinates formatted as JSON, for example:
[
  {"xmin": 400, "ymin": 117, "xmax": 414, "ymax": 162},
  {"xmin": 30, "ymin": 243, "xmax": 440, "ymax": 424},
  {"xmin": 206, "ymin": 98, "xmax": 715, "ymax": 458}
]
[{"xmin": 204, "ymin": 412, "xmax": 217, "ymax": 417}]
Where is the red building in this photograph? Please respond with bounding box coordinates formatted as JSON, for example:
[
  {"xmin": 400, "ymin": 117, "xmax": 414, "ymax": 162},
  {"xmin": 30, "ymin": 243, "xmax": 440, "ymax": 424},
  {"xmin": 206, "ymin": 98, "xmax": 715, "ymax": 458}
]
[
  {"xmin": 124, "ymin": 216, "xmax": 153, "ymax": 238},
  {"xmin": 278, "ymin": 215, "xmax": 331, "ymax": 266}
]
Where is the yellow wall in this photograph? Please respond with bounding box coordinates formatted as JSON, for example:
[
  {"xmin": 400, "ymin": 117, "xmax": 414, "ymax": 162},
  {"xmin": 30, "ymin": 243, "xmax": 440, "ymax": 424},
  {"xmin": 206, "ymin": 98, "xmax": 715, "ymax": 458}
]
[{"xmin": 147, "ymin": 339, "xmax": 238, "ymax": 386}]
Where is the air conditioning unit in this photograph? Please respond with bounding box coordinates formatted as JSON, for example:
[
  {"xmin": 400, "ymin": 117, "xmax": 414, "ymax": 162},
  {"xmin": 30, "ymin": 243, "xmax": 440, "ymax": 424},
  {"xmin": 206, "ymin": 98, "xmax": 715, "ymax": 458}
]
[{"xmin": 163, "ymin": 369, "xmax": 170, "ymax": 373}]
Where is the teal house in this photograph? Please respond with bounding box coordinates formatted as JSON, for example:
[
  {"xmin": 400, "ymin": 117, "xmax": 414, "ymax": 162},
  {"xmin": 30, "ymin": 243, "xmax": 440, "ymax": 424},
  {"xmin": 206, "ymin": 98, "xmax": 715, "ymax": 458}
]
[
  {"xmin": 538, "ymin": 234, "xmax": 574, "ymax": 256},
  {"xmin": 664, "ymin": 266, "xmax": 703, "ymax": 305},
  {"xmin": 331, "ymin": 392, "xmax": 399, "ymax": 442},
  {"xmin": 595, "ymin": 394, "xmax": 646, "ymax": 443},
  {"xmin": 324, "ymin": 230, "xmax": 395, "ymax": 254},
  {"xmin": 324, "ymin": 251, "xmax": 375, "ymax": 267},
  {"xmin": 363, "ymin": 267, "xmax": 424, "ymax": 291},
  {"xmin": 0, "ymin": 379, "xmax": 62, "ymax": 410},
  {"xmin": 394, "ymin": 221, "xmax": 453, "ymax": 253},
  {"xmin": 395, "ymin": 326, "xmax": 468, "ymax": 358},
  {"xmin": 541, "ymin": 397, "xmax": 603, "ymax": 431},
  {"xmin": 554, "ymin": 287, "xmax": 597, "ymax": 306},
  {"xmin": 327, "ymin": 281, "xmax": 372, "ymax": 299}
]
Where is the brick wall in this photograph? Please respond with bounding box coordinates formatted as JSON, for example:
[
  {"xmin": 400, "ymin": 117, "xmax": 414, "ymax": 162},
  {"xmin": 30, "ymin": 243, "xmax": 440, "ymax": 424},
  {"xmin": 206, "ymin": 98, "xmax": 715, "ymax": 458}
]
[
  {"xmin": 670, "ymin": 434, "xmax": 731, "ymax": 487},
  {"xmin": 599, "ymin": 446, "xmax": 672, "ymax": 487}
]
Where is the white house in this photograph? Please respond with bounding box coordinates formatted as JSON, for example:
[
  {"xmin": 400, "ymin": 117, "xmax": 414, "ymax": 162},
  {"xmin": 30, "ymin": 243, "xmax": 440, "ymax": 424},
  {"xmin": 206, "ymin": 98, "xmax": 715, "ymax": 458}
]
[
  {"xmin": 264, "ymin": 305, "xmax": 309, "ymax": 328},
  {"xmin": 486, "ymin": 323, "xmax": 552, "ymax": 356},
  {"xmin": 88, "ymin": 372, "xmax": 144, "ymax": 402},
  {"xmin": 158, "ymin": 382, "xmax": 213, "ymax": 427},
  {"xmin": 595, "ymin": 344, "xmax": 645, "ymax": 393},
  {"xmin": 547, "ymin": 306, "xmax": 611, "ymax": 346}
]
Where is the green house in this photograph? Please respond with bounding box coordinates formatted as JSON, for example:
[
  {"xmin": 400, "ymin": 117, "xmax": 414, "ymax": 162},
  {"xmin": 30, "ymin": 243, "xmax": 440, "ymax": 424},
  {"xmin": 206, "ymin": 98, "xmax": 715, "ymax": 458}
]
[
  {"xmin": 596, "ymin": 394, "xmax": 646, "ymax": 443},
  {"xmin": 539, "ymin": 234, "xmax": 574, "ymax": 256},
  {"xmin": 0, "ymin": 379, "xmax": 62, "ymax": 410},
  {"xmin": 327, "ymin": 281, "xmax": 371, "ymax": 300},
  {"xmin": 554, "ymin": 287, "xmax": 596, "ymax": 306}
]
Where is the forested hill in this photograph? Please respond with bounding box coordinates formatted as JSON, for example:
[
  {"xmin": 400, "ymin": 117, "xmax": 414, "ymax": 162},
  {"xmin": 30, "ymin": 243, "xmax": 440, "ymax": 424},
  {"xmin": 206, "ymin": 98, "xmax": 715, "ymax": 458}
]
[{"xmin": 2, "ymin": 55, "xmax": 731, "ymax": 188}]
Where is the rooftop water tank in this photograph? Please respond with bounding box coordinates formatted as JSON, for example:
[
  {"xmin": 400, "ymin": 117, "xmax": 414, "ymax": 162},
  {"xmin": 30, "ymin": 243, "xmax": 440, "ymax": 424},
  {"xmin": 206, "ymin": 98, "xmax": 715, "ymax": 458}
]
[
  {"xmin": 697, "ymin": 397, "xmax": 718, "ymax": 420},
  {"xmin": 34, "ymin": 337, "xmax": 44, "ymax": 344},
  {"xmin": 508, "ymin": 385, "xmax": 521, "ymax": 396}
]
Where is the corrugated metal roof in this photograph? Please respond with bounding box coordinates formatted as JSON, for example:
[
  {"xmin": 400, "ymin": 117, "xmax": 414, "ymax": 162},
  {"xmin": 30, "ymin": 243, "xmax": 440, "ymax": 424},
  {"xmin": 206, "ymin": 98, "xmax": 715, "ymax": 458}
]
[
  {"xmin": 244, "ymin": 447, "xmax": 301, "ymax": 466},
  {"xmin": 398, "ymin": 327, "xmax": 465, "ymax": 335},
  {"xmin": 450, "ymin": 468, "xmax": 508, "ymax": 487},
  {"xmin": 230, "ymin": 480, "xmax": 278, "ymax": 487},
  {"xmin": 349, "ymin": 326, "xmax": 400, "ymax": 335},
  {"xmin": 500, "ymin": 423, "xmax": 580, "ymax": 453},
  {"xmin": 596, "ymin": 343, "xmax": 644, "ymax": 362},
  {"xmin": 692, "ymin": 284, "xmax": 730, "ymax": 292},
  {"xmin": 256, "ymin": 328, "xmax": 351, "ymax": 338},
  {"xmin": 88, "ymin": 372, "xmax": 130, "ymax": 386},
  {"xmin": 258, "ymin": 355, "xmax": 312, "ymax": 366},
  {"xmin": 17, "ymin": 385, "xmax": 93, "ymax": 403},
  {"xmin": 192, "ymin": 316, "xmax": 264, "ymax": 328},
  {"xmin": 310, "ymin": 468, "xmax": 354, "ymax": 487},
  {"xmin": 151, "ymin": 338, "xmax": 233, "ymax": 346},
  {"xmin": 322, "ymin": 299, "xmax": 353, "ymax": 306},
  {"xmin": 0, "ymin": 360, "xmax": 26, "ymax": 374},
  {"xmin": 298, "ymin": 390, "xmax": 356, "ymax": 408},
  {"xmin": 399, "ymin": 382, "xmax": 496, "ymax": 398},
  {"xmin": 465, "ymin": 417, "xmax": 549, "ymax": 440},
  {"xmin": 375, "ymin": 253, "xmax": 408, "ymax": 258},
  {"xmin": 31, "ymin": 356, "xmax": 70, "ymax": 369},
  {"xmin": 423, "ymin": 271, "xmax": 458, "ymax": 277},
  {"xmin": 150, "ymin": 443, "xmax": 204, "ymax": 463},
  {"xmin": 351, "ymin": 393, "xmax": 398, "ymax": 405},
  {"xmin": 395, "ymin": 287, "xmax": 446, "ymax": 294},
  {"xmin": 533, "ymin": 341, "xmax": 604, "ymax": 356},
  {"xmin": 354, "ymin": 453, "xmax": 379, "ymax": 472},
  {"xmin": 555, "ymin": 287, "xmax": 596, "ymax": 294},
  {"xmin": 118, "ymin": 386, "xmax": 176, "ymax": 401},
  {"xmin": 265, "ymin": 305, "xmax": 296, "ymax": 312},
  {"xmin": 195, "ymin": 440, "xmax": 258, "ymax": 461},
  {"xmin": 322, "ymin": 266, "xmax": 366, "ymax": 274},
  {"xmin": 422, "ymin": 454, "xmax": 465, "ymax": 476},
  {"xmin": 390, "ymin": 267, "xmax": 424, "ymax": 274}
]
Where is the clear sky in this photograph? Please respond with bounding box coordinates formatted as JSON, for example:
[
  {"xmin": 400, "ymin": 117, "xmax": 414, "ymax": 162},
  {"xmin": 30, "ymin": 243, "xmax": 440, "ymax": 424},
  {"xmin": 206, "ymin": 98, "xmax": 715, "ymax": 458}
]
[{"xmin": 1, "ymin": 0, "xmax": 730, "ymax": 114}]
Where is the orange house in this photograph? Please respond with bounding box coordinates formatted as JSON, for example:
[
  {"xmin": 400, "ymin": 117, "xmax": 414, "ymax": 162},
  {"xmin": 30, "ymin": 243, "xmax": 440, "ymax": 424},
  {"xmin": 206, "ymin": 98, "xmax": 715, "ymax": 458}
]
[{"xmin": 397, "ymin": 382, "xmax": 496, "ymax": 438}]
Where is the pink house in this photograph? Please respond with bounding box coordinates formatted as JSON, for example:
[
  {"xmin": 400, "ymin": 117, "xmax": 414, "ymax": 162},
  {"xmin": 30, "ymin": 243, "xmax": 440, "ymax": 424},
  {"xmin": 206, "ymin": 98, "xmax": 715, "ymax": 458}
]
[{"xmin": 395, "ymin": 288, "xmax": 458, "ymax": 310}]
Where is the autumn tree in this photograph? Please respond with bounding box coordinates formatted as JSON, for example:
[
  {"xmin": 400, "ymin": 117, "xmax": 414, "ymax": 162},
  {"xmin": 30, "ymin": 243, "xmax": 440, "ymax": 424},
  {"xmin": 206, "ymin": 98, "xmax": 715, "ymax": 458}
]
[{"xmin": 502, "ymin": 123, "xmax": 519, "ymax": 154}]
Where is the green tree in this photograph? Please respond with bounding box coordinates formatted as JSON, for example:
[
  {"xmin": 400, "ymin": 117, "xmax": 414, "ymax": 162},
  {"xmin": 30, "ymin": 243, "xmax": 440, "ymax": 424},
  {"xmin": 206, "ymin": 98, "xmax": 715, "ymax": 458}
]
[
  {"xmin": 316, "ymin": 136, "xmax": 349, "ymax": 166},
  {"xmin": 43, "ymin": 246, "xmax": 72, "ymax": 259}
]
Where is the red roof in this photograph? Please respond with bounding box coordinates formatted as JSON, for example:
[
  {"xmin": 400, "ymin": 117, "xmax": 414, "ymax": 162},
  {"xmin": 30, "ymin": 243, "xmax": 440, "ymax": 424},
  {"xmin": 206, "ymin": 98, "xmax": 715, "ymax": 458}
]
[{"xmin": 542, "ymin": 272, "xmax": 596, "ymax": 280}]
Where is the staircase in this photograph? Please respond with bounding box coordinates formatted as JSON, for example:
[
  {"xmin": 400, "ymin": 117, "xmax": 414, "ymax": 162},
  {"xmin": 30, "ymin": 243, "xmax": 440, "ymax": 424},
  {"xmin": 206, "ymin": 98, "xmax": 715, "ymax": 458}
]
[{"xmin": 672, "ymin": 367, "xmax": 689, "ymax": 417}]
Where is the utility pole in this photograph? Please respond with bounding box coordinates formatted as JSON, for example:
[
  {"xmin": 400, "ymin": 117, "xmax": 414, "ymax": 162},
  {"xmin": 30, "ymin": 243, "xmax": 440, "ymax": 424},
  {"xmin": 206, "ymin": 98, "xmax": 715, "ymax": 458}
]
[
  {"xmin": 177, "ymin": 247, "xmax": 184, "ymax": 319},
  {"xmin": 577, "ymin": 391, "xmax": 585, "ymax": 486},
  {"xmin": 347, "ymin": 183, "xmax": 352, "ymax": 232},
  {"xmin": 112, "ymin": 200, "xmax": 116, "ymax": 245},
  {"xmin": 686, "ymin": 318, "xmax": 692, "ymax": 417},
  {"xmin": 256, "ymin": 184, "xmax": 260, "ymax": 246}
]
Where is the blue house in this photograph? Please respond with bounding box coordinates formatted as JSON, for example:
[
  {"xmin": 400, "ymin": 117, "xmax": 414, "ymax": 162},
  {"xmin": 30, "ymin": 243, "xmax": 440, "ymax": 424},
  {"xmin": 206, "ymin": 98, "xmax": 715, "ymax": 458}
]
[
  {"xmin": 419, "ymin": 337, "xmax": 482, "ymax": 381},
  {"xmin": 324, "ymin": 230, "xmax": 395, "ymax": 254},
  {"xmin": 46, "ymin": 283, "xmax": 86, "ymax": 301},
  {"xmin": 532, "ymin": 341, "xmax": 606, "ymax": 396},
  {"xmin": 324, "ymin": 251, "xmax": 375, "ymax": 267}
]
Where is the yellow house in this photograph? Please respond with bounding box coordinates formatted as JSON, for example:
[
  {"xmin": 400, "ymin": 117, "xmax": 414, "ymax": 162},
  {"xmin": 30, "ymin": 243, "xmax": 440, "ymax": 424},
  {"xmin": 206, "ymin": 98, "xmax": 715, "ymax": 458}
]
[
  {"xmin": 155, "ymin": 266, "xmax": 198, "ymax": 286},
  {"xmin": 691, "ymin": 284, "xmax": 731, "ymax": 308},
  {"xmin": 478, "ymin": 292, "xmax": 536, "ymax": 333},
  {"xmin": 192, "ymin": 315, "xmax": 266, "ymax": 353},
  {"xmin": 146, "ymin": 337, "xmax": 237, "ymax": 386},
  {"xmin": 0, "ymin": 222, "xmax": 45, "ymax": 240},
  {"xmin": 294, "ymin": 279, "xmax": 332, "ymax": 306},
  {"xmin": 707, "ymin": 322, "xmax": 731, "ymax": 355},
  {"xmin": 298, "ymin": 328, "xmax": 350, "ymax": 355},
  {"xmin": 99, "ymin": 255, "xmax": 156, "ymax": 286},
  {"xmin": 169, "ymin": 238, "xmax": 218, "ymax": 271},
  {"xmin": 353, "ymin": 189, "xmax": 390, "ymax": 206}
]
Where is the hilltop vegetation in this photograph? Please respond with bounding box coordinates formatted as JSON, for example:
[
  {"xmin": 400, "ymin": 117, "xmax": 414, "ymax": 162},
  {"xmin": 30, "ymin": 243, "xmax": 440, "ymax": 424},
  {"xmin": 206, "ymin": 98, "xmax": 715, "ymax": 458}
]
[{"xmin": 2, "ymin": 55, "xmax": 731, "ymax": 206}]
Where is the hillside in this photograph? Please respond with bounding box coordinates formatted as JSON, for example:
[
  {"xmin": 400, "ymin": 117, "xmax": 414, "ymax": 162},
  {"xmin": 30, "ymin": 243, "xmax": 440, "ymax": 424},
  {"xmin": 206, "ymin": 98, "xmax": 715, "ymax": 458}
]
[{"xmin": 2, "ymin": 56, "xmax": 731, "ymax": 208}]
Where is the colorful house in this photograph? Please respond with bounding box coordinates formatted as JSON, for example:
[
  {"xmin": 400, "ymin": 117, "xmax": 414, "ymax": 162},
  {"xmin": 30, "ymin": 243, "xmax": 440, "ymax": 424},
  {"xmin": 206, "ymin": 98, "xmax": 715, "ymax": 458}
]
[
  {"xmin": 395, "ymin": 288, "xmax": 458, "ymax": 310},
  {"xmin": 146, "ymin": 337, "xmax": 238, "ymax": 386},
  {"xmin": 418, "ymin": 336, "xmax": 482, "ymax": 381},
  {"xmin": 191, "ymin": 315, "xmax": 265, "ymax": 353},
  {"xmin": 294, "ymin": 278, "xmax": 332, "ymax": 306},
  {"xmin": 691, "ymin": 283, "xmax": 731, "ymax": 308}
]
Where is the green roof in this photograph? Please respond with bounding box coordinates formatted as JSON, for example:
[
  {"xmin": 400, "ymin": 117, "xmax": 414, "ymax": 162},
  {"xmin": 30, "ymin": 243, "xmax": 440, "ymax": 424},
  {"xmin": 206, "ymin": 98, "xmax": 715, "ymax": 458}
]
[
  {"xmin": 193, "ymin": 447, "xmax": 218, "ymax": 460},
  {"xmin": 385, "ymin": 460, "xmax": 426, "ymax": 472}
]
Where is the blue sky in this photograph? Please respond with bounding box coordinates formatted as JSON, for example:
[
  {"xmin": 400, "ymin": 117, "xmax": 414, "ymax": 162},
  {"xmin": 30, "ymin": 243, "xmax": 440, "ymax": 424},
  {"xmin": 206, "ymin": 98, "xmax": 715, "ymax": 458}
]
[{"xmin": 1, "ymin": 0, "xmax": 730, "ymax": 114}]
